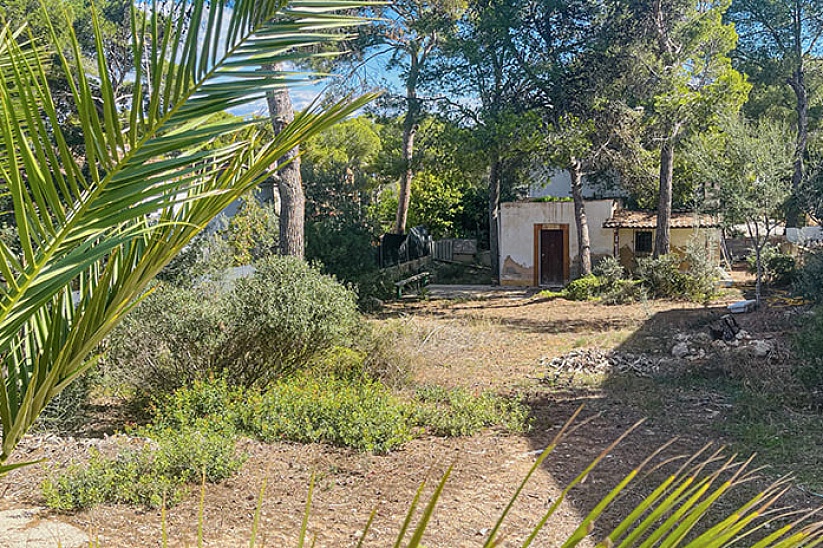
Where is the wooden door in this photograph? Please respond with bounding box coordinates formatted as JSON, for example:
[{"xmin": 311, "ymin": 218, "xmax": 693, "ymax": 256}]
[{"xmin": 539, "ymin": 229, "xmax": 564, "ymax": 286}]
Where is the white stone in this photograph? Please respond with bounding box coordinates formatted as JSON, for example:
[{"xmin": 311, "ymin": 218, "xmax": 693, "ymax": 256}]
[
  {"xmin": 672, "ymin": 342, "xmax": 690, "ymax": 358},
  {"xmin": 750, "ymin": 340, "xmax": 771, "ymax": 358}
]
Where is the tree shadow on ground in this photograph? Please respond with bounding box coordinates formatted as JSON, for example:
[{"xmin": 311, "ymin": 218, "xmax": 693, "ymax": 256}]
[{"xmin": 521, "ymin": 304, "xmax": 820, "ymax": 542}]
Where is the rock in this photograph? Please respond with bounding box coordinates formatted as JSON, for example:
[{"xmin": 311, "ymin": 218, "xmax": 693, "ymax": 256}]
[
  {"xmin": 736, "ymin": 330, "xmax": 750, "ymax": 341},
  {"xmin": 692, "ymin": 332, "xmax": 713, "ymax": 346},
  {"xmin": 711, "ymin": 340, "xmax": 727, "ymax": 349},
  {"xmin": 674, "ymin": 333, "xmax": 690, "ymax": 342},
  {"xmin": 672, "ymin": 342, "xmax": 690, "ymax": 358},
  {"xmin": 0, "ymin": 508, "xmax": 88, "ymax": 548},
  {"xmin": 750, "ymin": 340, "xmax": 771, "ymax": 358}
]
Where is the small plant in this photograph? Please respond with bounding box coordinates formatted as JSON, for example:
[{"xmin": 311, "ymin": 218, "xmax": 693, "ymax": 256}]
[
  {"xmin": 563, "ymin": 274, "xmax": 602, "ymax": 301},
  {"xmin": 794, "ymin": 247, "xmax": 823, "ymax": 304},
  {"xmin": 223, "ymin": 256, "xmax": 361, "ymax": 387},
  {"xmin": 413, "ymin": 385, "xmax": 529, "ymax": 437},
  {"xmin": 747, "ymin": 244, "xmax": 796, "ymax": 287},
  {"xmin": 238, "ymin": 373, "xmax": 414, "ymax": 453},
  {"xmin": 42, "ymin": 423, "xmax": 244, "ymax": 510},
  {"xmin": 636, "ymin": 245, "xmax": 716, "ymax": 302},
  {"xmin": 592, "ymin": 255, "xmax": 625, "ymax": 287}
]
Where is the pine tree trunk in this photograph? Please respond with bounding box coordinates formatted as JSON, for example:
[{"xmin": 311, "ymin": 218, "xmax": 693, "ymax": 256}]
[
  {"xmin": 394, "ymin": 56, "xmax": 421, "ymax": 235},
  {"xmin": 489, "ymin": 156, "xmax": 501, "ymax": 285},
  {"xmin": 787, "ymin": 65, "xmax": 808, "ymax": 228},
  {"xmin": 265, "ymin": 64, "xmax": 304, "ymax": 258},
  {"xmin": 654, "ymin": 139, "xmax": 674, "ymax": 258},
  {"xmin": 569, "ymin": 159, "xmax": 591, "ymax": 277}
]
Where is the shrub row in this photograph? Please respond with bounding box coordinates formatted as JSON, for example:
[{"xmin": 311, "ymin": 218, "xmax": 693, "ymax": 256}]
[{"xmin": 43, "ymin": 376, "xmax": 529, "ymax": 510}]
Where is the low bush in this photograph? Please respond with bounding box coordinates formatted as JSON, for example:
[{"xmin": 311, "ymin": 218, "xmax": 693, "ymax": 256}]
[
  {"xmin": 601, "ymin": 278, "xmax": 645, "ymax": 305},
  {"xmin": 563, "ymin": 274, "xmax": 601, "ymax": 301},
  {"xmin": 795, "ymin": 247, "xmax": 823, "ymax": 304},
  {"xmin": 636, "ymin": 246, "xmax": 716, "ymax": 302},
  {"xmin": 413, "ymin": 385, "xmax": 529, "ymax": 437},
  {"xmin": 222, "ymin": 256, "xmax": 361, "ymax": 387},
  {"xmin": 42, "ymin": 423, "xmax": 244, "ymax": 510},
  {"xmin": 103, "ymin": 283, "xmax": 227, "ymax": 394},
  {"xmin": 747, "ymin": 244, "xmax": 796, "ymax": 287},
  {"xmin": 239, "ymin": 374, "xmax": 414, "ymax": 453},
  {"xmin": 794, "ymin": 307, "xmax": 823, "ymax": 404},
  {"xmin": 104, "ymin": 256, "xmax": 361, "ymax": 394},
  {"xmin": 592, "ymin": 256, "xmax": 625, "ymax": 287}
]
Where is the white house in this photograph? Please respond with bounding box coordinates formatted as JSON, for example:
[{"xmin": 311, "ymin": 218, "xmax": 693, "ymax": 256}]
[{"xmin": 498, "ymin": 199, "xmax": 721, "ymax": 287}]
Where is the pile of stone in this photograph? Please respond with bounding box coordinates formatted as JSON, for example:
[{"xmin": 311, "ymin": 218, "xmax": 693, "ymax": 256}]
[
  {"xmin": 540, "ymin": 348, "xmax": 660, "ymax": 380},
  {"xmin": 670, "ymin": 329, "xmax": 774, "ymax": 360}
]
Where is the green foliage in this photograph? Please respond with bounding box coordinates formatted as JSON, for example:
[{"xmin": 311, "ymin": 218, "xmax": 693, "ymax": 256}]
[
  {"xmin": 746, "ymin": 244, "xmax": 796, "ymax": 287},
  {"xmin": 563, "ymin": 275, "xmax": 602, "ymax": 301},
  {"xmin": 103, "ymin": 283, "xmax": 227, "ymax": 394},
  {"xmin": 795, "ymin": 247, "xmax": 823, "ymax": 304},
  {"xmin": 224, "ymin": 195, "xmax": 278, "ymax": 265},
  {"xmin": 224, "ymin": 256, "xmax": 361, "ymax": 386},
  {"xmin": 593, "ymin": 256, "xmax": 626, "ymax": 287},
  {"xmin": 794, "ymin": 308, "xmax": 823, "ymax": 401},
  {"xmin": 239, "ymin": 374, "xmax": 414, "ymax": 453},
  {"xmin": 0, "ymin": 0, "xmax": 370, "ymax": 475},
  {"xmin": 412, "ymin": 385, "xmax": 529, "ymax": 437},
  {"xmin": 42, "ymin": 424, "xmax": 244, "ymax": 510},
  {"xmin": 636, "ymin": 250, "xmax": 716, "ymax": 302},
  {"xmin": 105, "ymin": 257, "xmax": 360, "ymax": 394}
]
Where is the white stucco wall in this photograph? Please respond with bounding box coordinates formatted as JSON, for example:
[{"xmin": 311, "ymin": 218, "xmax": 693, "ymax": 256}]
[{"xmin": 499, "ymin": 200, "xmax": 616, "ymax": 286}]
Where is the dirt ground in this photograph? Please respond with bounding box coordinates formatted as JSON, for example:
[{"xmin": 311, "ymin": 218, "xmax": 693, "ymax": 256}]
[{"xmin": 2, "ymin": 290, "xmax": 821, "ymax": 547}]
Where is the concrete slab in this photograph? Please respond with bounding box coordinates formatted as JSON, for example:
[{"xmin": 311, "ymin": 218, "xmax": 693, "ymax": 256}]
[{"xmin": 424, "ymin": 284, "xmax": 540, "ymax": 300}]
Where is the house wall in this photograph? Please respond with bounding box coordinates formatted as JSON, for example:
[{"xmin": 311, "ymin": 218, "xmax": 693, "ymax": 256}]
[
  {"xmin": 616, "ymin": 227, "xmax": 723, "ymax": 272},
  {"xmin": 499, "ymin": 200, "xmax": 616, "ymax": 286}
]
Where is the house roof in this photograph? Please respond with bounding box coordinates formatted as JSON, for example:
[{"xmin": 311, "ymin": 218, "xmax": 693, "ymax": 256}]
[{"xmin": 603, "ymin": 209, "xmax": 719, "ymax": 229}]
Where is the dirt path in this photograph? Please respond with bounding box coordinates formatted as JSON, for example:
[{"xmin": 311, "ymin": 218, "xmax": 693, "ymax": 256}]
[{"xmin": 2, "ymin": 292, "xmax": 819, "ymax": 546}]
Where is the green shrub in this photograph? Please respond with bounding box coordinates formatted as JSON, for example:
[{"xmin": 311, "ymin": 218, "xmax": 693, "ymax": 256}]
[
  {"xmin": 794, "ymin": 307, "xmax": 823, "ymax": 403},
  {"xmin": 563, "ymin": 275, "xmax": 602, "ymax": 301},
  {"xmin": 222, "ymin": 256, "xmax": 361, "ymax": 387},
  {"xmin": 795, "ymin": 247, "xmax": 823, "ymax": 304},
  {"xmin": 636, "ymin": 245, "xmax": 716, "ymax": 301},
  {"xmin": 593, "ymin": 255, "xmax": 625, "ymax": 287},
  {"xmin": 102, "ymin": 282, "xmax": 227, "ymax": 394},
  {"xmin": 106, "ymin": 257, "xmax": 360, "ymax": 393},
  {"xmin": 237, "ymin": 373, "xmax": 414, "ymax": 454},
  {"xmin": 747, "ymin": 244, "xmax": 796, "ymax": 287},
  {"xmin": 42, "ymin": 423, "xmax": 244, "ymax": 510},
  {"xmin": 601, "ymin": 278, "xmax": 645, "ymax": 305},
  {"xmin": 413, "ymin": 385, "xmax": 529, "ymax": 437}
]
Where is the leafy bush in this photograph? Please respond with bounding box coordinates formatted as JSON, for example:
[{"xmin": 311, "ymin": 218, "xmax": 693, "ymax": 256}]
[
  {"xmin": 238, "ymin": 374, "xmax": 414, "ymax": 453},
  {"xmin": 795, "ymin": 247, "xmax": 823, "ymax": 304},
  {"xmin": 42, "ymin": 423, "xmax": 244, "ymax": 510},
  {"xmin": 103, "ymin": 282, "xmax": 227, "ymax": 394},
  {"xmin": 747, "ymin": 244, "xmax": 796, "ymax": 287},
  {"xmin": 223, "ymin": 256, "xmax": 361, "ymax": 386},
  {"xmin": 794, "ymin": 307, "xmax": 823, "ymax": 403},
  {"xmin": 105, "ymin": 257, "xmax": 361, "ymax": 393},
  {"xmin": 636, "ymin": 245, "xmax": 716, "ymax": 301},
  {"xmin": 592, "ymin": 255, "xmax": 625, "ymax": 287},
  {"xmin": 563, "ymin": 275, "xmax": 601, "ymax": 301},
  {"xmin": 601, "ymin": 279, "xmax": 646, "ymax": 305},
  {"xmin": 413, "ymin": 385, "xmax": 529, "ymax": 437}
]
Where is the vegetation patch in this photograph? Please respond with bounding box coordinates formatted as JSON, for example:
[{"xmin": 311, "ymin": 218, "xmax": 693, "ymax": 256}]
[{"xmin": 413, "ymin": 385, "xmax": 530, "ymax": 437}]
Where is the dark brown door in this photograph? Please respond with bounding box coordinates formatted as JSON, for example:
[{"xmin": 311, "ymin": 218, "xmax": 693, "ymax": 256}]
[{"xmin": 540, "ymin": 229, "xmax": 564, "ymax": 285}]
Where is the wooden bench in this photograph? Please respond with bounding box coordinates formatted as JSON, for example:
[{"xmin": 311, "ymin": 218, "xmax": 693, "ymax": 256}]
[{"xmin": 395, "ymin": 271, "xmax": 430, "ymax": 298}]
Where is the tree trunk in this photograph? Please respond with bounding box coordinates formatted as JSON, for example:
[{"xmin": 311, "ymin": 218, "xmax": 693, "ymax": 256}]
[
  {"xmin": 654, "ymin": 139, "xmax": 675, "ymax": 258},
  {"xmin": 265, "ymin": 64, "xmax": 304, "ymax": 258},
  {"xmin": 393, "ymin": 55, "xmax": 421, "ymax": 235},
  {"xmin": 569, "ymin": 159, "xmax": 591, "ymax": 277},
  {"xmin": 787, "ymin": 65, "xmax": 808, "ymax": 228},
  {"xmin": 489, "ymin": 155, "xmax": 502, "ymax": 285}
]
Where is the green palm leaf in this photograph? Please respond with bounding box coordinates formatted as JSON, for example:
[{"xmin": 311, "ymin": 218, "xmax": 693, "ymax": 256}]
[{"xmin": 0, "ymin": 0, "xmax": 375, "ymax": 470}]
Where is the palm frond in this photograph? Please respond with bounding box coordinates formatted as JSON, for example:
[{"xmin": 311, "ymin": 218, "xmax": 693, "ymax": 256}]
[{"xmin": 0, "ymin": 0, "xmax": 375, "ymax": 469}]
